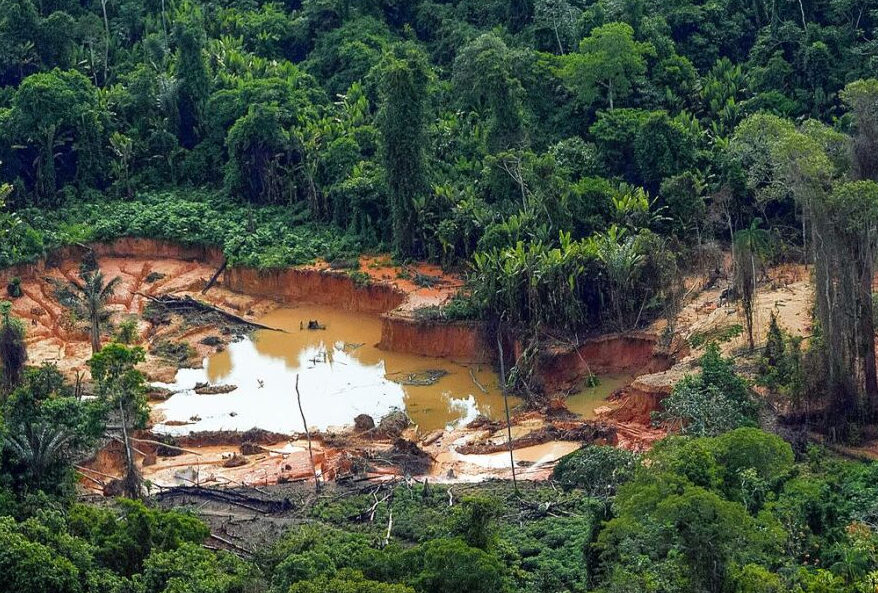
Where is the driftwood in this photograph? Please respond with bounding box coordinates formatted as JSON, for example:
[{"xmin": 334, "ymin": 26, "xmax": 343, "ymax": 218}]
[
  {"xmin": 136, "ymin": 292, "xmax": 284, "ymax": 332},
  {"xmin": 202, "ymin": 259, "xmax": 228, "ymax": 294},
  {"xmin": 468, "ymin": 367, "xmax": 488, "ymax": 393}
]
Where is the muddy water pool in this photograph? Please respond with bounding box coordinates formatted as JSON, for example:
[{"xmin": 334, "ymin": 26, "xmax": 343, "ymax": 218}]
[
  {"xmin": 152, "ymin": 305, "xmax": 622, "ymax": 435},
  {"xmin": 564, "ymin": 374, "xmax": 632, "ymax": 416}
]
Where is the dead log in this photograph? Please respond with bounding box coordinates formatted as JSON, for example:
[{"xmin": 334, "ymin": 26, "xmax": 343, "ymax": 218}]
[
  {"xmin": 128, "ymin": 437, "xmax": 204, "ymax": 456},
  {"xmin": 202, "ymin": 259, "xmax": 228, "ymax": 294},
  {"xmin": 156, "ymin": 485, "xmax": 290, "ymax": 513},
  {"xmin": 136, "ymin": 293, "xmax": 284, "ymax": 332},
  {"xmin": 74, "ymin": 464, "xmax": 119, "ymax": 481},
  {"xmin": 208, "ymin": 533, "xmax": 253, "ymax": 555}
]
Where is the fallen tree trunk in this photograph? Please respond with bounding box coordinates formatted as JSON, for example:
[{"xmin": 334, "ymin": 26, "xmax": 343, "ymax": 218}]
[
  {"xmin": 136, "ymin": 293, "xmax": 284, "ymax": 332},
  {"xmin": 155, "ymin": 485, "xmax": 293, "ymax": 513}
]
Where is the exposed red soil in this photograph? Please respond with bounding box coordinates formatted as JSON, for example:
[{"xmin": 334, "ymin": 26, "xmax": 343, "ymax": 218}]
[
  {"xmin": 2, "ymin": 242, "xmax": 274, "ymax": 381},
  {"xmin": 223, "ymin": 267, "xmax": 406, "ymax": 314},
  {"xmin": 2, "ymin": 238, "xmax": 689, "ymax": 491},
  {"xmin": 378, "ymin": 317, "xmax": 493, "ymax": 363},
  {"xmin": 531, "ymin": 332, "xmax": 685, "ymax": 394}
]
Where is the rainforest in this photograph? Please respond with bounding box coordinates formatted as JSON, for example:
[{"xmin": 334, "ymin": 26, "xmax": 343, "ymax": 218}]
[{"xmin": 3, "ymin": 0, "xmax": 878, "ymax": 592}]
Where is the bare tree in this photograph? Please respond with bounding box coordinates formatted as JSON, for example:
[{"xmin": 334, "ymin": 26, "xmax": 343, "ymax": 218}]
[
  {"xmin": 497, "ymin": 328, "xmax": 518, "ymax": 494},
  {"xmin": 295, "ymin": 374, "xmax": 320, "ymax": 493}
]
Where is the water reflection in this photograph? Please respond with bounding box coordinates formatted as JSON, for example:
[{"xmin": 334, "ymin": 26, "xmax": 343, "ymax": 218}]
[{"xmin": 154, "ymin": 305, "xmax": 517, "ymax": 434}]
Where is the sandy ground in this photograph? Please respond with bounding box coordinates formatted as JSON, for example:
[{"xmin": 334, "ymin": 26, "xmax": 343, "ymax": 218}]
[
  {"xmin": 672, "ymin": 263, "xmax": 812, "ymax": 354},
  {"xmin": 625, "ymin": 264, "xmax": 813, "ymax": 395}
]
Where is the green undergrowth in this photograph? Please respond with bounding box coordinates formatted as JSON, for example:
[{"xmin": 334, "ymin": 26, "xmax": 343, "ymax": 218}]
[
  {"xmin": 412, "ymin": 293, "xmax": 482, "ymax": 322},
  {"xmin": 7, "ymin": 190, "xmax": 368, "ymax": 269},
  {"xmin": 302, "ymin": 480, "xmax": 603, "ymax": 593}
]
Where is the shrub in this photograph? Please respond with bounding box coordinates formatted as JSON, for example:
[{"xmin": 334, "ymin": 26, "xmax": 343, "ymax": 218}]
[
  {"xmin": 149, "ymin": 340, "xmax": 195, "ymax": 365},
  {"xmin": 408, "ymin": 538, "xmax": 507, "ymax": 593},
  {"xmin": 657, "ymin": 343, "xmax": 756, "ymax": 436},
  {"xmin": 552, "ymin": 445, "xmax": 638, "ymax": 498},
  {"xmin": 6, "ymin": 277, "xmax": 22, "ymax": 298},
  {"xmin": 115, "ymin": 318, "xmax": 139, "ymax": 344}
]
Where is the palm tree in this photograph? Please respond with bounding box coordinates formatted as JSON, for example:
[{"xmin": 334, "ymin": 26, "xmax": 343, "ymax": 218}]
[
  {"xmin": 591, "ymin": 226, "xmax": 643, "ymax": 330},
  {"xmin": 69, "ymin": 269, "xmax": 121, "ymax": 354},
  {"xmin": 4, "ymin": 422, "xmax": 73, "ymax": 489},
  {"xmin": 733, "ymin": 219, "xmax": 773, "ymax": 350}
]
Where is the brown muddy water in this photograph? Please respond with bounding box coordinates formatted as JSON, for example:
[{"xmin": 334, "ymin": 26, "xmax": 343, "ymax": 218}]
[
  {"xmin": 564, "ymin": 374, "xmax": 632, "ymax": 416},
  {"xmin": 153, "ymin": 305, "xmax": 621, "ymax": 435}
]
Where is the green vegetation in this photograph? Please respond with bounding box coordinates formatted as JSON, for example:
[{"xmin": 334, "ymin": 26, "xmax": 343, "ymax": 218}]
[
  {"xmin": 658, "ymin": 343, "xmax": 758, "ymax": 436},
  {"xmin": 0, "ymin": 302, "xmax": 27, "ymax": 393},
  {"xmin": 1, "ymin": 376, "xmax": 876, "ymax": 593},
  {"xmin": 65, "ymin": 268, "xmax": 121, "ymax": 354},
  {"xmin": 3, "ymin": 1, "xmax": 878, "ymax": 591},
  {"xmin": 114, "ymin": 318, "xmax": 139, "ymax": 345}
]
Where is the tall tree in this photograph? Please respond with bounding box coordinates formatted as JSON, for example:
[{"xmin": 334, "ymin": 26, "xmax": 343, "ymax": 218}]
[
  {"xmin": 824, "ymin": 181, "xmax": 878, "ymax": 418},
  {"xmin": 67, "ymin": 268, "xmax": 121, "ymax": 354},
  {"xmin": 733, "ymin": 220, "xmax": 772, "ymax": 350},
  {"xmin": 840, "ymin": 79, "xmax": 878, "ymax": 416},
  {"xmin": 733, "ymin": 113, "xmax": 876, "ymax": 433},
  {"xmin": 173, "ymin": 18, "xmax": 209, "ymax": 149},
  {"xmin": 88, "ymin": 343, "xmax": 148, "ymax": 499},
  {"xmin": 534, "ymin": 0, "xmax": 580, "ymax": 54},
  {"xmin": 224, "ymin": 104, "xmax": 295, "ymax": 204},
  {"xmin": 561, "ymin": 22, "xmax": 653, "ymax": 111},
  {"xmin": 377, "ymin": 43, "xmax": 429, "ymax": 257},
  {"xmin": 453, "ymin": 33, "xmax": 526, "ymax": 152},
  {"xmin": 10, "ymin": 69, "xmax": 101, "ymax": 205},
  {"xmin": 0, "ymin": 302, "xmax": 27, "ymax": 393},
  {"xmin": 842, "ymin": 79, "xmax": 878, "ymax": 182}
]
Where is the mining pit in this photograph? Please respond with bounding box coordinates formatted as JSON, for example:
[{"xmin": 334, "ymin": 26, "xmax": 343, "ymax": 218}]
[{"xmin": 1, "ymin": 239, "xmax": 692, "ymax": 494}]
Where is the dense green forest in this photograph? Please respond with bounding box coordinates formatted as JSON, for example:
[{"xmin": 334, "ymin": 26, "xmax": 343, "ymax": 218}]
[{"xmin": 5, "ymin": 0, "xmax": 878, "ymax": 591}]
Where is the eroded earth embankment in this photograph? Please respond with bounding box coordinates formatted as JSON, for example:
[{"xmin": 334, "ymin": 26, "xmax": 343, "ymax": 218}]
[{"xmin": 2, "ymin": 239, "xmax": 682, "ymax": 492}]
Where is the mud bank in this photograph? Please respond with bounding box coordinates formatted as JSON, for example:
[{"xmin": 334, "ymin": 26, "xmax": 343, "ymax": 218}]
[
  {"xmin": 378, "ymin": 316, "xmax": 493, "ymax": 363},
  {"xmin": 222, "ymin": 261, "xmax": 493, "ymax": 364},
  {"xmin": 2, "ymin": 239, "xmax": 487, "ymax": 365},
  {"xmin": 223, "ymin": 267, "xmax": 406, "ymax": 314},
  {"xmin": 602, "ymin": 376, "xmax": 676, "ymax": 424},
  {"xmin": 531, "ymin": 333, "xmax": 685, "ymax": 394},
  {"xmin": 0, "ymin": 239, "xmax": 223, "ymax": 286},
  {"xmin": 2, "ymin": 238, "xmax": 685, "ymax": 490},
  {"xmin": 3, "ymin": 239, "xmax": 680, "ymax": 378}
]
